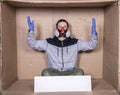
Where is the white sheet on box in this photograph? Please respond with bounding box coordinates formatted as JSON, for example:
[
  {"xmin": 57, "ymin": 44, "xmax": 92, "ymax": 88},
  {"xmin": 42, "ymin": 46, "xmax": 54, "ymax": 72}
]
[{"xmin": 34, "ymin": 76, "xmax": 92, "ymax": 92}]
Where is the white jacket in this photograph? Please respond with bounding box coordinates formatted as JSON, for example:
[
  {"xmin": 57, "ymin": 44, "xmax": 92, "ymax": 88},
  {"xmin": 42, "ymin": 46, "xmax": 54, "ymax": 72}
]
[{"xmin": 27, "ymin": 32, "xmax": 98, "ymax": 71}]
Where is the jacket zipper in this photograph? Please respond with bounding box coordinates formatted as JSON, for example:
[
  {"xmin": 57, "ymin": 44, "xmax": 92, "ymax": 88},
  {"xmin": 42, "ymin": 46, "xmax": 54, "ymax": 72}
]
[{"xmin": 61, "ymin": 41, "xmax": 64, "ymax": 71}]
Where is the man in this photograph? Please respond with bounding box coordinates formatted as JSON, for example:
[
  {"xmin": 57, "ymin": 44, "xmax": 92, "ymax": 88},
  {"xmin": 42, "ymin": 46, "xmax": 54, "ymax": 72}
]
[{"xmin": 27, "ymin": 16, "xmax": 98, "ymax": 76}]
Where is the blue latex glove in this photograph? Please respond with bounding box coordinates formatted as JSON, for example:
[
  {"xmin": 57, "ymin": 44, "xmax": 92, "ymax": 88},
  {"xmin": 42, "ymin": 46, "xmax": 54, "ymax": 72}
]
[
  {"xmin": 91, "ymin": 18, "xmax": 97, "ymax": 35},
  {"xmin": 27, "ymin": 16, "xmax": 34, "ymax": 32}
]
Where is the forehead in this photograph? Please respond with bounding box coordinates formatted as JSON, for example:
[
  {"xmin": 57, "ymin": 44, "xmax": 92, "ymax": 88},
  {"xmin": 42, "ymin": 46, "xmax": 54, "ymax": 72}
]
[{"xmin": 58, "ymin": 21, "xmax": 67, "ymax": 26}]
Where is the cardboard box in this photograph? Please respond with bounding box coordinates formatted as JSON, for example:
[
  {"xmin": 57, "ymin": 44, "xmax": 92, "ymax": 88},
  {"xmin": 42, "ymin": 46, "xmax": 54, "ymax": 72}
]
[{"xmin": 0, "ymin": 0, "xmax": 120, "ymax": 95}]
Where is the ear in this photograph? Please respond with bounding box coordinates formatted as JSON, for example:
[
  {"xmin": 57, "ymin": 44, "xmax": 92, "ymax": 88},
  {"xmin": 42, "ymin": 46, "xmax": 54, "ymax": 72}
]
[{"xmin": 54, "ymin": 29, "xmax": 59, "ymax": 37}]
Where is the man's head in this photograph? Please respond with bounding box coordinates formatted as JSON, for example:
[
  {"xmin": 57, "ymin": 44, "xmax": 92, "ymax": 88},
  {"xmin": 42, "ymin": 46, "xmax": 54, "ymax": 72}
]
[{"xmin": 55, "ymin": 19, "xmax": 70, "ymax": 38}]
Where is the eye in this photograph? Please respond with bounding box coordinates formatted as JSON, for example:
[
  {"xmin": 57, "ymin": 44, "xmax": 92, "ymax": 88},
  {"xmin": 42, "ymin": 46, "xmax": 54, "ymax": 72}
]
[
  {"xmin": 64, "ymin": 26, "xmax": 67, "ymax": 29},
  {"xmin": 58, "ymin": 26, "xmax": 62, "ymax": 29}
]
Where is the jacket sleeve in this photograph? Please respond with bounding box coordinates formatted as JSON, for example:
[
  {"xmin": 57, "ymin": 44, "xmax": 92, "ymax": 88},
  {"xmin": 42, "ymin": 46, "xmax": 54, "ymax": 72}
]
[
  {"xmin": 77, "ymin": 35, "xmax": 98, "ymax": 52},
  {"xmin": 27, "ymin": 32, "xmax": 48, "ymax": 51}
]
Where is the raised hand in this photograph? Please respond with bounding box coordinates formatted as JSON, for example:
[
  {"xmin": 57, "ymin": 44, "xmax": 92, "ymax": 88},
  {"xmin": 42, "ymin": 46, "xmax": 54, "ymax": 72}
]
[
  {"xmin": 91, "ymin": 18, "xmax": 97, "ymax": 35},
  {"xmin": 27, "ymin": 16, "xmax": 34, "ymax": 32}
]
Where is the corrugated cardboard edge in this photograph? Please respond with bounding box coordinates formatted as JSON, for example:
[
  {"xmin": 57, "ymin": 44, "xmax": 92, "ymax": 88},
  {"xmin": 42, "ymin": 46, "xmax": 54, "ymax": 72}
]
[
  {"xmin": 0, "ymin": 1, "xmax": 2, "ymax": 94},
  {"xmin": 118, "ymin": 0, "xmax": 120, "ymax": 93},
  {"xmin": 0, "ymin": 0, "xmax": 116, "ymax": 7}
]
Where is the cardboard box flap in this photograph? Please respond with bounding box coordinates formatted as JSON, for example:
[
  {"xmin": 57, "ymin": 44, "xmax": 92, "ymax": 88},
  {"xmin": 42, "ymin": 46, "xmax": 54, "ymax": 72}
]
[{"xmin": 1, "ymin": 0, "xmax": 116, "ymax": 7}]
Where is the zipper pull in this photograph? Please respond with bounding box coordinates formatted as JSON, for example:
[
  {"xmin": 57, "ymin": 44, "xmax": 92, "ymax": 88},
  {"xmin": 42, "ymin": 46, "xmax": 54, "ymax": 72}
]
[{"xmin": 61, "ymin": 41, "xmax": 63, "ymax": 46}]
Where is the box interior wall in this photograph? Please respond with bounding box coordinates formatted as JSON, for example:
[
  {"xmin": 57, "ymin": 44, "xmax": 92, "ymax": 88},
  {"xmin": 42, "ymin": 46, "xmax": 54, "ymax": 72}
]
[
  {"xmin": 1, "ymin": 2, "xmax": 17, "ymax": 90},
  {"xmin": 16, "ymin": 7, "xmax": 103, "ymax": 79}
]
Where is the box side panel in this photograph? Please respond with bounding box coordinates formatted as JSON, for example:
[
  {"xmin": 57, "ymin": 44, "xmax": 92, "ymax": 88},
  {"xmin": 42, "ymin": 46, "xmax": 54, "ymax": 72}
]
[
  {"xmin": 1, "ymin": 3, "xmax": 17, "ymax": 90},
  {"xmin": 104, "ymin": 5, "xmax": 119, "ymax": 89},
  {"xmin": 4, "ymin": 79, "xmax": 118, "ymax": 95},
  {"xmin": 16, "ymin": 8, "xmax": 104, "ymax": 79}
]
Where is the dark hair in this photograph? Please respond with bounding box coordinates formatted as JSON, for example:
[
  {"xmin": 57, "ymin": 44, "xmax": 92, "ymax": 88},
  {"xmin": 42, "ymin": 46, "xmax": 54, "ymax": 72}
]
[{"xmin": 56, "ymin": 19, "xmax": 69, "ymax": 29}]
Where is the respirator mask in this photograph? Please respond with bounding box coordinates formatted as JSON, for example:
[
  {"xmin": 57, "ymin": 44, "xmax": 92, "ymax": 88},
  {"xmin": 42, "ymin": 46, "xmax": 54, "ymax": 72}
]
[{"xmin": 55, "ymin": 19, "xmax": 70, "ymax": 38}]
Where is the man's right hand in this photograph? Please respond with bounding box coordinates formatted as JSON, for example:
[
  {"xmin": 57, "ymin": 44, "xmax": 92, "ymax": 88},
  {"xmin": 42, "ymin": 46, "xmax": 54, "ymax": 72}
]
[
  {"xmin": 91, "ymin": 18, "xmax": 97, "ymax": 35},
  {"xmin": 27, "ymin": 16, "xmax": 34, "ymax": 32}
]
